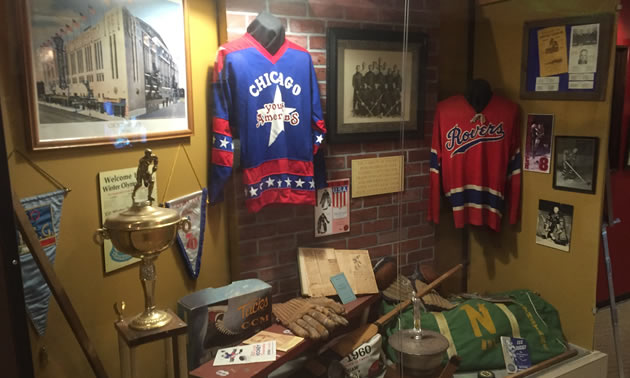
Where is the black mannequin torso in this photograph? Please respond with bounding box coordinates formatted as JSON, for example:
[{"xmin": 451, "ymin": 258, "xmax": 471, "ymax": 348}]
[
  {"xmin": 465, "ymin": 79, "xmax": 493, "ymax": 113},
  {"xmin": 247, "ymin": 11, "xmax": 285, "ymax": 55}
]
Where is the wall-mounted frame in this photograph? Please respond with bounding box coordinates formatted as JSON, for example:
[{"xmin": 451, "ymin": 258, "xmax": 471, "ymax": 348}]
[
  {"xmin": 553, "ymin": 136, "xmax": 599, "ymax": 194},
  {"xmin": 520, "ymin": 13, "xmax": 613, "ymax": 101},
  {"xmin": 19, "ymin": 0, "xmax": 194, "ymax": 150},
  {"xmin": 326, "ymin": 28, "xmax": 427, "ymax": 143}
]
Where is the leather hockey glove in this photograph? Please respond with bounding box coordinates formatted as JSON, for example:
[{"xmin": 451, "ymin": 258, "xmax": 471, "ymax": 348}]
[{"xmin": 272, "ymin": 297, "xmax": 349, "ymax": 340}]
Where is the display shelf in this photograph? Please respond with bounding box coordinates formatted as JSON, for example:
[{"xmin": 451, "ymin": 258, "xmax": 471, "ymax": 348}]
[{"xmin": 190, "ymin": 294, "xmax": 378, "ymax": 378}]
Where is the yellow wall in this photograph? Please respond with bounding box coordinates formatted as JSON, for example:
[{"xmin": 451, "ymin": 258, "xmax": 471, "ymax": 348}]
[
  {"xmin": 0, "ymin": 1, "xmax": 230, "ymax": 377},
  {"xmin": 469, "ymin": 0, "xmax": 616, "ymax": 348}
]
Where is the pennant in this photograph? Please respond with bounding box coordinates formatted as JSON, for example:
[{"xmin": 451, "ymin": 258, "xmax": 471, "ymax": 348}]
[
  {"xmin": 165, "ymin": 189, "xmax": 207, "ymax": 279},
  {"xmin": 17, "ymin": 190, "xmax": 65, "ymax": 335}
]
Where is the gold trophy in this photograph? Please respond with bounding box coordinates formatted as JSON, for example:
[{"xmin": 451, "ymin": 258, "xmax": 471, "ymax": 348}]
[{"xmin": 97, "ymin": 149, "xmax": 190, "ymax": 330}]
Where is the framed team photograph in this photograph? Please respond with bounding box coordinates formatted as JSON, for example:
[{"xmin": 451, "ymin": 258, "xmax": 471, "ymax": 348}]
[
  {"xmin": 553, "ymin": 136, "xmax": 599, "ymax": 194},
  {"xmin": 326, "ymin": 28, "xmax": 428, "ymax": 143},
  {"xmin": 524, "ymin": 114, "xmax": 554, "ymax": 173},
  {"xmin": 19, "ymin": 0, "xmax": 193, "ymax": 150},
  {"xmin": 536, "ymin": 199, "xmax": 573, "ymax": 252}
]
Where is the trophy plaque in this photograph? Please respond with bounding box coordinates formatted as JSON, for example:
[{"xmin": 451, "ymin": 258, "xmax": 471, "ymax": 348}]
[{"xmin": 97, "ymin": 149, "xmax": 190, "ymax": 330}]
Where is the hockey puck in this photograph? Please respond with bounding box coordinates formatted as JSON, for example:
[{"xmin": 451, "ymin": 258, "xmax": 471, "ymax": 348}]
[{"xmin": 477, "ymin": 371, "xmax": 495, "ymax": 378}]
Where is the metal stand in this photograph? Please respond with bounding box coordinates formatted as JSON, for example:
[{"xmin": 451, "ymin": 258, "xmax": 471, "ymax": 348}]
[
  {"xmin": 114, "ymin": 308, "xmax": 188, "ymax": 378},
  {"xmin": 601, "ymin": 166, "xmax": 625, "ymax": 378},
  {"xmin": 601, "ymin": 221, "xmax": 625, "ymax": 378}
]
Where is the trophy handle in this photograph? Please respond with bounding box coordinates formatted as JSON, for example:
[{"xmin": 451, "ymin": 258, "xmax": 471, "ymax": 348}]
[
  {"xmin": 179, "ymin": 217, "xmax": 192, "ymax": 232},
  {"xmin": 94, "ymin": 228, "xmax": 110, "ymax": 245},
  {"xmin": 114, "ymin": 301, "xmax": 126, "ymax": 323}
]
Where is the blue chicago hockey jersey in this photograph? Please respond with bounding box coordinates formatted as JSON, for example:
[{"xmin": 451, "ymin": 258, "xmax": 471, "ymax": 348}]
[{"xmin": 210, "ymin": 33, "xmax": 326, "ymax": 212}]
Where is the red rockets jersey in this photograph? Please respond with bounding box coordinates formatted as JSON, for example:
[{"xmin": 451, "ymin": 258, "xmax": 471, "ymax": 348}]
[
  {"xmin": 209, "ymin": 33, "xmax": 326, "ymax": 212},
  {"xmin": 428, "ymin": 95, "xmax": 521, "ymax": 231}
]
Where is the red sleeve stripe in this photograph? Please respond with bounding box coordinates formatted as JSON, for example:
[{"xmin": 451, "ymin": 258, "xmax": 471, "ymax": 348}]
[
  {"xmin": 313, "ymin": 119, "xmax": 326, "ymax": 133},
  {"xmin": 212, "ymin": 149, "xmax": 233, "ymax": 167},
  {"xmin": 213, "ymin": 117, "xmax": 231, "ymax": 136}
]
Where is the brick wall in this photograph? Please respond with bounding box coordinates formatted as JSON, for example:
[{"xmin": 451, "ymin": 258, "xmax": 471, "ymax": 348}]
[{"xmin": 224, "ymin": 0, "xmax": 439, "ymax": 303}]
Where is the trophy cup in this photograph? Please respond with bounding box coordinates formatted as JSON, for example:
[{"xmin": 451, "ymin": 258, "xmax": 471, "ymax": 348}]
[{"xmin": 97, "ymin": 149, "xmax": 190, "ymax": 330}]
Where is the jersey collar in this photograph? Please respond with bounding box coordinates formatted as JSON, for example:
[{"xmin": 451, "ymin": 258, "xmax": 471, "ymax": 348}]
[{"xmin": 244, "ymin": 32, "xmax": 290, "ymax": 65}]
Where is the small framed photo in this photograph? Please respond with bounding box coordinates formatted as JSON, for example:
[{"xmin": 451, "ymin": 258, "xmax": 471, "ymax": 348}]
[
  {"xmin": 553, "ymin": 136, "xmax": 599, "ymax": 194},
  {"xmin": 524, "ymin": 114, "xmax": 554, "ymax": 173},
  {"xmin": 19, "ymin": 0, "xmax": 193, "ymax": 150},
  {"xmin": 536, "ymin": 200, "xmax": 573, "ymax": 252},
  {"xmin": 326, "ymin": 28, "xmax": 428, "ymax": 143}
]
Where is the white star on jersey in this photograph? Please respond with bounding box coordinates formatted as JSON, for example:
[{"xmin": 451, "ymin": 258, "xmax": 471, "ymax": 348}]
[
  {"xmin": 265, "ymin": 177, "xmax": 275, "ymax": 187},
  {"xmin": 295, "ymin": 178, "xmax": 304, "ymax": 188},
  {"xmin": 219, "ymin": 137, "xmax": 229, "ymax": 148},
  {"xmin": 309, "ymin": 180, "xmax": 315, "ymax": 188},
  {"xmin": 315, "ymin": 134, "xmax": 324, "ymax": 144},
  {"xmin": 249, "ymin": 187, "xmax": 258, "ymax": 197},
  {"xmin": 256, "ymin": 86, "xmax": 296, "ymax": 147},
  {"xmin": 284, "ymin": 177, "xmax": 292, "ymax": 187},
  {"xmin": 276, "ymin": 180, "xmax": 282, "ymax": 188}
]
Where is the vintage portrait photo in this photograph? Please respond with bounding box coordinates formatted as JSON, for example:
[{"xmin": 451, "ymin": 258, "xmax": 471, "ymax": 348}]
[
  {"xmin": 24, "ymin": 0, "xmax": 192, "ymax": 148},
  {"xmin": 536, "ymin": 200, "xmax": 573, "ymax": 252},
  {"xmin": 524, "ymin": 114, "xmax": 554, "ymax": 173},
  {"xmin": 327, "ymin": 28, "xmax": 427, "ymax": 143},
  {"xmin": 342, "ymin": 50, "xmax": 412, "ymax": 124},
  {"xmin": 568, "ymin": 23, "xmax": 599, "ymax": 74},
  {"xmin": 553, "ymin": 136, "xmax": 599, "ymax": 194}
]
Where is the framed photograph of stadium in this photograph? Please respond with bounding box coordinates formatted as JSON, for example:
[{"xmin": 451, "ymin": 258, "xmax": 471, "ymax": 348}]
[
  {"xmin": 552, "ymin": 136, "xmax": 599, "ymax": 194},
  {"xmin": 536, "ymin": 199, "xmax": 573, "ymax": 252},
  {"xmin": 19, "ymin": 0, "xmax": 193, "ymax": 150},
  {"xmin": 326, "ymin": 28, "xmax": 428, "ymax": 143}
]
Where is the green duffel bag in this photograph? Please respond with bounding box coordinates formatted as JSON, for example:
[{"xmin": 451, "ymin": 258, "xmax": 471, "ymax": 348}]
[{"xmin": 382, "ymin": 289, "xmax": 568, "ymax": 371}]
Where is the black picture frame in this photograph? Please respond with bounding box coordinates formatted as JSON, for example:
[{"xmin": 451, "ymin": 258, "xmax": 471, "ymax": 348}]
[
  {"xmin": 326, "ymin": 28, "xmax": 428, "ymax": 143},
  {"xmin": 553, "ymin": 136, "xmax": 599, "ymax": 194},
  {"xmin": 520, "ymin": 13, "xmax": 613, "ymax": 101}
]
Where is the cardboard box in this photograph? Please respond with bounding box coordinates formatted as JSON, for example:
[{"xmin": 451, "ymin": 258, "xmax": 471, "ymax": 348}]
[{"xmin": 177, "ymin": 279, "xmax": 272, "ymax": 371}]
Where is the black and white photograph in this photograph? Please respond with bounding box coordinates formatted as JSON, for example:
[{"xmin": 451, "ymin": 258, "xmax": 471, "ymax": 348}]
[
  {"xmin": 344, "ymin": 52, "xmax": 409, "ymax": 122},
  {"xmin": 553, "ymin": 136, "xmax": 599, "ymax": 194},
  {"xmin": 21, "ymin": 0, "xmax": 193, "ymax": 149},
  {"xmin": 326, "ymin": 28, "xmax": 427, "ymax": 143},
  {"xmin": 524, "ymin": 114, "xmax": 554, "ymax": 173},
  {"xmin": 568, "ymin": 23, "xmax": 599, "ymax": 74},
  {"xmin": 536, "ymin": 199, "xmax": 573, "ymax": 252}
]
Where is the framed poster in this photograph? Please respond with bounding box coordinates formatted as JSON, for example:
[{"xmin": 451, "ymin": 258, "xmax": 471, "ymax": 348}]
[
  {"xmin": 98, "ymin": 166, "xmax": 157, "ymax": 272},
  {"xmin": 519, "ymin": 13, "xmax": 613, "ymax": 101},
  {"xmin": 19, "ymin": 0, "xmax": 193, "ymax": 150},
  {"xmin": 553, "ymin": 136, "xmax": 599, "ymax": 194},
  {"xmin": 524, "ymin": 114, "xmax": 554, "ymax": 173},
  {"xmin": 326, "ymin": 28, "xmax": 427, "ymax": 143},
  {"xmin": 536, "ymin": 199, "xmax": 573, "ymax": 252},
  {"xmin": 315, "ymin": 179, "xmax": 350, "ymax": 237}
]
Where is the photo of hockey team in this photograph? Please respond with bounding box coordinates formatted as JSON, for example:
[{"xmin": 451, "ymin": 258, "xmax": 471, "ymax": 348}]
[
  {"xmin": 524, "ymin": 114, "xmax": 554, "ymax": 173},
  {"xmin": 342, "ymin": 49, "xmax": 413, "ymax": 125},
  {"xmin": 536, "ymin": 199, "xmax": 573, "ymax": 252},
  {"xmin": 29, "ymin": 0, "xmax": 189, "ymax": 143},
  {"xmin": 553, "ymin": 136, "xmax": 598, "ymax": 193}
]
